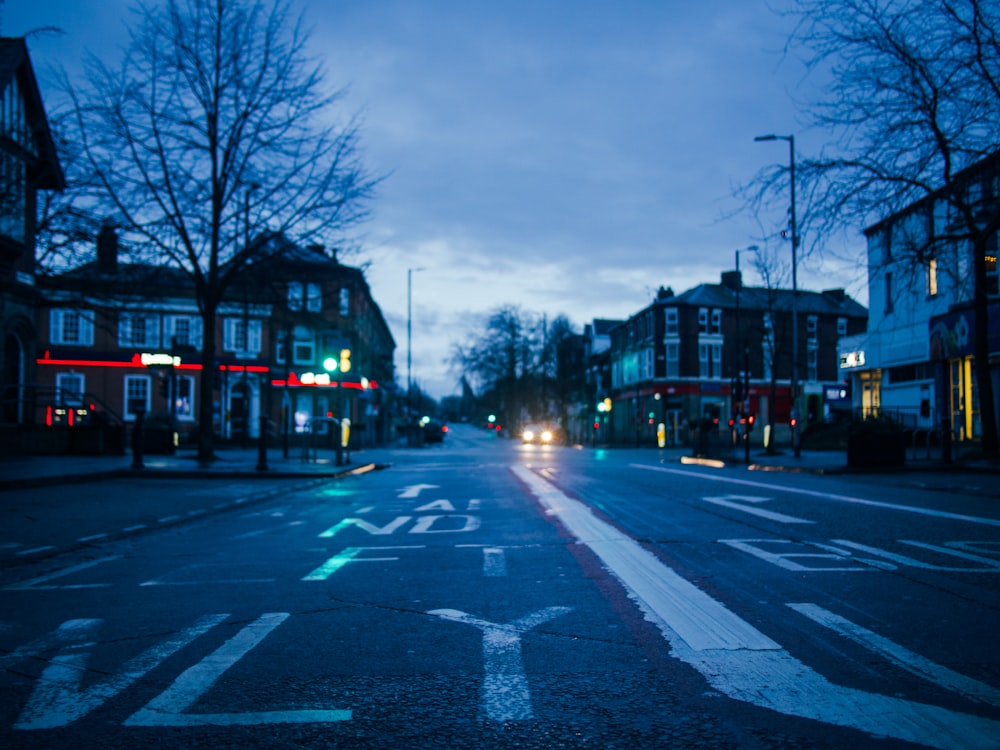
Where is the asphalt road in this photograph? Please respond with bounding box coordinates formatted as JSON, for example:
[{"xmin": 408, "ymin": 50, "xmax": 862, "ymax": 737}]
[{"xmin": 1, "ymin": 425, "xmax": 998, "ymax": 749}]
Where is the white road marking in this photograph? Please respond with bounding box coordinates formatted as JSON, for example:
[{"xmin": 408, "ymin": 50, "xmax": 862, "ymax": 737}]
[
  {"xmin": 833, "ymin": 539, "xmax": 1000, "ymax": 572},
  {"xmin": 720, "ymin": 539, "xmax": 872, "ymax": 572},
  {"xmin": 513, "ymin": 464, "xmax": 1000, "ymax": 749},
  {"xmin": 16, "ymin": 546, "xmax": 55, "ymax": 556},
  {"xmin": 319, "ymin": 516, "xmax": 411, "ymax": 538},
  {"xmin": 702, "ymin": 496, "xmax": 813, "ymax": 524},
  {"xmin": 77, "ymin": 533, "xmax": 108, "ymax": 543},
  {"xmin": 122, "ymin": 524, "xmax": 147, "ymax": 533},
  {"xmin": 124, "ymin": 612, "xmax": 351, "ymax": 726},
  {"xmin": 399, "ymin": 484, "xmax": 439, "ymax": 498},
  {"xmin": 428, "ymin": 606, "xmax": 572, "ymax": 722},
  {"xmin": 15, "ymin": 614, "xmax": 226, "ymax": 729},
  {"xmin": 789, "ymin": 603, "xmax": 1000, "ymax": 706},
  {"xmin": 483, "ymin": 547, "xmax": 507, "ymax": 577},
  {"xmin": 302, "ymin": 546, "xmax": 423, "ymax": 580},
  {"xmin": 415, "ymin": 499, "xmax": 456, "ymax": 512},
  {"xmin": 410, "ymin": 514, "xmax": 481, "ymax": 534},
  {"xmin": 0, "ymin": 618, "xmax": 100, "ymax": 670},
  {"xmin": 631, "ymin": 464, "xmax": 1000, "ymax": 527},
  {"xmin": 158, "ymin": 515, "xmax": 181, "ymax": 523},
  {"xmin": 4, "ymin": 556, "xmax": 120, "ymax": 591}
]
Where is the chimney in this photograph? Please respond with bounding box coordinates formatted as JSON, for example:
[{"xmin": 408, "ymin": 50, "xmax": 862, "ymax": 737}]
[
  {"xmin": 656, "ymin": 285, "xmax": 674, "ymax": 300},
  {"xmin": 96, "ymin": 221, "xmax": 118, "ymax": 275},
  {"xmin": 721, "ymin": 270, "xmax": 742, "ymax": 291},
  {"xmin": 823, "ymin": 288, "xmax": 846, "ymax": 303}
]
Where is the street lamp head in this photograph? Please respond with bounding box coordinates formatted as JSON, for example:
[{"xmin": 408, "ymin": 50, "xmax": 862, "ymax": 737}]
[{"xmin": 754, "ymin": 134, "xmax": 777, "ymax": 142}]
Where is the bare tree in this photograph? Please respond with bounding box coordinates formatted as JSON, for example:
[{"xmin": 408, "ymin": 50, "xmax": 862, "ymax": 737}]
[
  {"xmin": 750, "ymin": 0, "xmax": 1000, "ymax": 454},
  {"xmin": 60, "ymin": 0, "xmax": 377, "ymax": 462}
]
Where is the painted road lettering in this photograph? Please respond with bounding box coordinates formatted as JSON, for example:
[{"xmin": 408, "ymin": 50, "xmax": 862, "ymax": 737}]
[
  {"xmin": 723, "ymin": 537, "xmax": 1000, "ymax": 572},
  {"xmin": 302, "ymin": 545, "xmax": 425, "ymax": 580}
]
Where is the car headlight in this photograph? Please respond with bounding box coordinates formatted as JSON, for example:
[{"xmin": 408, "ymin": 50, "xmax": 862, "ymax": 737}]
[
  {"xmin": 523, "ymin": 430, "xmax": 535, "ymax": 442},
  {"xmin": 541, "ymin": 430, "xmax": 553, "ymax": 443}
]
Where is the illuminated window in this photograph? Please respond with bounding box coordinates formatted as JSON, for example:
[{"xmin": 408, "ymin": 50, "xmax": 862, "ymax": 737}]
[
  {"xmin": 55, "ymin": 373, "xmax": 84, "ymax": 406},
  {"xmin": 927, "ymin": 258, "xmax": 938, "ymax": 297},
  {"xmin": 339, "ymin": 288, "xmax": 350, "ymax": 316},
  {"xmin": 50, "ymin": 309, "xmax": 94, "ymax": 346},
  {"xmin": 174, "ymin": 375, "xmax": 195, "ymax": 420}
]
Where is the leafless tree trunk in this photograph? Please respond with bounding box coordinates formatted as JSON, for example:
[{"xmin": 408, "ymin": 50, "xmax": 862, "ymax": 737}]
[{"xmin": 61, "ymin": 0, "xmax": 377, "ymax": 463}]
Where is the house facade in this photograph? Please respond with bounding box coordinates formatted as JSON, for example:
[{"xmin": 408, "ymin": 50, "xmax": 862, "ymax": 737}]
[
  {"xmin": 606, "ymin": 274, "xmax": 867, "ymax": 448},
  {"xmin": 0, "ymin": 38, "xmax": 65, "ymax": 441},
  {"xmin": 838, "ymin": 151, "xmax": 1000, "ymax": 442},
  {"xmin": 32, "ymin": 229, "xmax": 396, "ymax": 453}
]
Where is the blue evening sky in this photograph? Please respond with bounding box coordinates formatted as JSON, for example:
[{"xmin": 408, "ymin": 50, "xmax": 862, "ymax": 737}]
[{"xmin": 5, "ymin": 0, "xmax": 865, "ymax": 398}]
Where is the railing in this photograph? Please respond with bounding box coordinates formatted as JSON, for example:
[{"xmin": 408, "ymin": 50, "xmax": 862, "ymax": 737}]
[{"xmin": 0, "ymin": 384, "xmax": 124, "ymax": 428}]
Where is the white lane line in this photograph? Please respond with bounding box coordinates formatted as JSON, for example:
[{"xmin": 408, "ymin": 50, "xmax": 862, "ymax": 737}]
[
  {"xmin": 5, "ymin": 556, "xmax": 121, "ymax": 591},
  {"xmin": 702, "ymin": 496, "xmax": 813, "ymax": 524},
  {"xmin": 158, "ymin": 515, "xmax": 181, "ymax": 523},
  {"xmin": 632, "ymin": 464, "xmax": 1000, "ymax": 527},
  {"xmin": 124, "ymin": 612, "xmax": 351, "ymax": 726},
  {"xmin": 483, "ymin": 547, "xmax": 508, "ymax": 577},
  {"xmin": 513, "ymin": 464, "xmax": 1000, "ymax": 750},
  {"xmin": 428, "ymin": 606, "xmax": 572, "ymax": 722},
  {"xmin": 16, "ymin": 546, "xmax": 56, "ymax": 556},
  {"xmin": 78, "ymin": 533, "xmax": 108, "ymax": 543},
  {"xmin": 789, "ymin": 602, "xmax": 1000, "ymax": 706},
  {"xmin": 122, "ymin": 524, "xmax": 147, "ymax": 533}
]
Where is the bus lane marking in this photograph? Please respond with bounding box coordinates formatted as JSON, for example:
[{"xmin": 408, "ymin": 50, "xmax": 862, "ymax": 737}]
[
  {"xmin": 125, "ymin": 613, "xmax": 351, "ymax": 726},
  {"xmin": 513, "ymin": 464, "xmax": 1000, "ymax": 750},
  {"xmin": 302, "ymin": 546, "xmax": 425, "ymax": 580},
  {"xmin": 4, "ymin": 556, "xmax": 121, "ymax": 591},
  {"xmin": 14, "ymin": 614, "xmax": 227, "ymax": 730},
  {"xmin": 631, "ymin": 464, "xmax": 1000, "ymax": 527},
  {"xmin": 788, "ymin": 602, "xmax": 1000, "ymax": 706},
  {"xmin": 428, "ymin": 607, "xmax": 572, "ymax": 722}
]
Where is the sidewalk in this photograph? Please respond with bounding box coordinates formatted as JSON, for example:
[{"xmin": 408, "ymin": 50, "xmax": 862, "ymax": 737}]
[{"xmin": 0, "ymin": 444, "xmax": 396, "ymax": 491}]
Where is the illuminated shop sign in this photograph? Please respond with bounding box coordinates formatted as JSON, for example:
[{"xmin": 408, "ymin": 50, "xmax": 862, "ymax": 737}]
[
  {"xmin": 141, "ymin": 352, "xmax": 182, "ymax": 367},
  {"xmin": 839, "ymin": 350, "xmax": 866, "ymax": 369}
]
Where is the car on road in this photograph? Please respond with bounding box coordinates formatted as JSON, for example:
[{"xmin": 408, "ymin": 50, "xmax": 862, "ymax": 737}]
[
  {"xmin": 520, "ymin": 423, "xmax": 560, "ymax": 445},
  {"xmin": 421, "ymin": 419, "xmax": 448, "ymax": 443}
]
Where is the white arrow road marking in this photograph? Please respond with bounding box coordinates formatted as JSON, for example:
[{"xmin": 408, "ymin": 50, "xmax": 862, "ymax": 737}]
[
  {"xmin": 788, "ymin": 603, "xmax": 1000, "ymax": 706},
  {"xmin": 125, "ymin": 613, "xmax": 351, "ymax": 726},
  {"xmin": 702, "ymin": 496, "xmax": 814, "ymax": 524},
  {"xmin": 512, "ymin": 464, "xmax": 1000, "ymax": 750},
  {"xmin": 399, "ymin": 484, "xmax": 439, "ymax": 499},
  {"xmin": 428, "ymin": 606, "xmax": 572, "ymax": 722},
  {"xmin": 14, "ymin": 615, "xmax": 227, "ymax": 729}
]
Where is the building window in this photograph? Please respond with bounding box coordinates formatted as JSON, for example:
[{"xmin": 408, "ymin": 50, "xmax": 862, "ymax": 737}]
[
  {"xmin": 124, "ymin": 375, "xmax": 150, "ymax": 420},
  {"xmin": 665, "ymin": 308, "xmax": 678, "ymax": 335},
  {"xmin": 884, "ymin": 272, "xmax": 894, "ymax": 313},
  {"xmin": 292, "ymin": 325, "xmax": 315, "ymax": 365},
  {"xmin": 836, "ymin": 317, "xmax": 847, "ymax": 336},
  {"xmin": 224, "ymin": 318, "xmax": 262, "ymax": 355},
  {"xmin": 710, "ymin": 308, "xmax": 722, "ymax": 334},
  {"xmin": 306, "ymin": 283, "xmax": 322, "ymax": 312},
  {"xmin": 0, "ymin": 75, "xmax": 28, "ymax": 243},
  {"xmin": 288, "ymin": 281, "xmax": 303, "ymax": 311},
  {"xmin": 666, "ymin": 341, "xmax": 679, "ymax": 377},
  {"xmin": 807, "ymin": 345, "xmax": 818, "ymax": 382},
  {"xmin": 927, "ymin": 257, "xmax": 938, "ymax": 297},
  {"xmin": 339, "ymin": 288, "xmax": 350, "ymax": 317},
  {"xmin": 55, "ymin": 372, "xmax": 84, "ymax": 406},
  {"xmin": 763, "ymin": 330, "xmax": 774, "ymax": 382},
  {"xmin": 118, "ymin": 313, "xmax": 161, "ymax": 348},
  {"xmin": 173, "ymin": 375, "xmax": 195, "ymax": 420},
  {"xmin": 167, "ymin": 315, "xmax": 202, "ymax": 349},
  {"xmin": 987, "ymin": 243, "xmax": 999, "ymax": 298},
  {"xmin": 698, "ymin": 308, "xmax": 708, "ymax": 334},
  {"xmin": 807, "ymin": 315, "xmax": 818, "ymax": 341},
  {"xmin": 699, "ymin": 342, "xmax": 722, "ymax": 379},
  {"xmin": 50, "ymin": 309, "xmax": 95, "ymax": 346}
]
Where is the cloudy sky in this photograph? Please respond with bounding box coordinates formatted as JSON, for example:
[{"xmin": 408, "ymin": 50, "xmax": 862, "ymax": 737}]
[{"xmin": 6, "ymin": 0, "xmax": 867, "ymax": 399}]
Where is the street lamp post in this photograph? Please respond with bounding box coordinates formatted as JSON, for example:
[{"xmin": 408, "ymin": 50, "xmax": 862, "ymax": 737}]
[
  {"xmin": 755, "ymin": 134, "xmax": 800, "ymax": 458},
  {"xmin": 407, "ymin": 267, "xmax": 424, "ymax": 445}
]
